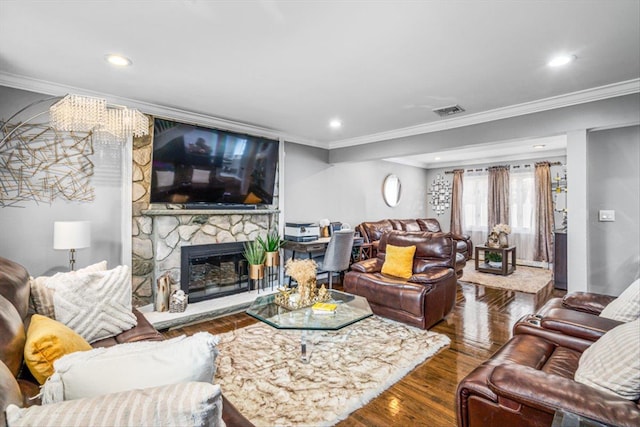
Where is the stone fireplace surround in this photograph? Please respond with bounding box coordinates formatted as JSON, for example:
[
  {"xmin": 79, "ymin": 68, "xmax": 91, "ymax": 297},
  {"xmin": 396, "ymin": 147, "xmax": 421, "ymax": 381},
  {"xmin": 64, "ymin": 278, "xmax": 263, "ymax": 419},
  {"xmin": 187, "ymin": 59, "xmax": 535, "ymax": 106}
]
[{"xmin": 131, "ymin": 120, "xmax": 280, "ymax": 310}]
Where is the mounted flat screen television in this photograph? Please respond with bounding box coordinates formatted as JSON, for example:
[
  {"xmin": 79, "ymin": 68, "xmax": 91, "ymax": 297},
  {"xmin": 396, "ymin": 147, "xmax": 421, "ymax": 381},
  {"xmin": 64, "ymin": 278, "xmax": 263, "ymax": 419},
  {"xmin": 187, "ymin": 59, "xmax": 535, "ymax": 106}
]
[{"xmin": 150, "ymin": 118, "xmax": 279, "ymax": 207}]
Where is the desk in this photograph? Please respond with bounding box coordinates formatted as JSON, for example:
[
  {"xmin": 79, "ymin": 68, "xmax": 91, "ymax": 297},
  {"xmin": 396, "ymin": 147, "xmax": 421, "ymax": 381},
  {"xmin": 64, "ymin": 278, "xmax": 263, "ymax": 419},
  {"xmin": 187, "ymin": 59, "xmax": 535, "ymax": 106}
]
[
  {"xmin": 283, "ymin": 236, "xmax": 369, "ymax": 264},
  {"xmin": 474, "ymin": 245, "xmax": 516, "ymax": 276}
]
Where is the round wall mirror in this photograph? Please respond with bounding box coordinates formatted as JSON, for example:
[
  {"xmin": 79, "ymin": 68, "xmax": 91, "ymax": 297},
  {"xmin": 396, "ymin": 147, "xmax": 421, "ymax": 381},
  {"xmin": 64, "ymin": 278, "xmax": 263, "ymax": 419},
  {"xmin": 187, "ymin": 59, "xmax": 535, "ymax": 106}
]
[{"xmin": 382, "ymin": 174, "xmax": 402, "ymax": 207}]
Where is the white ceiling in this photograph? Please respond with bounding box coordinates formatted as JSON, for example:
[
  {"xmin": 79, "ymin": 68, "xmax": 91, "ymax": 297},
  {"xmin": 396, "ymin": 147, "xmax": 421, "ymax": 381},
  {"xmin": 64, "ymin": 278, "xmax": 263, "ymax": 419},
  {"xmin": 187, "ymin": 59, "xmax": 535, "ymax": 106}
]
[{"xmin": 1, "ymin": 1, "xmax": 639, "ymax": 164}]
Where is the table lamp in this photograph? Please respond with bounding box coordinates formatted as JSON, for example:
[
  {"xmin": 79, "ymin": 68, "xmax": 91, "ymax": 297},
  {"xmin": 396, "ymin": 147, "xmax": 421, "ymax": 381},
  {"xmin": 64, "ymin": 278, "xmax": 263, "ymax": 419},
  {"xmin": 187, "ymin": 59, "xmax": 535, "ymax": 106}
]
[{"xmin": 53, "ymin": 221, "xmax": 91, "ymax": 271}]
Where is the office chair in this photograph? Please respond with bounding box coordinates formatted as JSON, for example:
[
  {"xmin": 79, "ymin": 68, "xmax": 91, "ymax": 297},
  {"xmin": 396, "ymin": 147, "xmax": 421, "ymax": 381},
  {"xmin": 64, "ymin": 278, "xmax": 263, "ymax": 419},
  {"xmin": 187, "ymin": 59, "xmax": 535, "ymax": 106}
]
[{"xmin": 317, "ymin": 229, "xmax": 355, "ymax": 289}]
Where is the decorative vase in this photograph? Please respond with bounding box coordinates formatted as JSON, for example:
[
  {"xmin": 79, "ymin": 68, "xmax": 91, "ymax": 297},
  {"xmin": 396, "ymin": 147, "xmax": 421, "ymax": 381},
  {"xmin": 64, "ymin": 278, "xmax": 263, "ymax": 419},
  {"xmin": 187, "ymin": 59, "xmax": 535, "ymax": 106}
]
[
  {"xmin": 265, "ymin": 251, "xmax": 280, "ymax": 267},
  {"xmin": 498, "ymin": 232, "xmax": 509, "ymax": 248},
  {"xmin": 249, "ymin": 264, "xmax": 265, "ymax": 280},
  {"xmin": 321, "ymin": 226, "xmax": 330, "ymax": 238},
  {"xmin": 154, "ymin": 272, "xmax": 171, "ymax": 312},
  {"xmin": 488, "ymin": 261, "xmax": 502, "ymax": 268}
]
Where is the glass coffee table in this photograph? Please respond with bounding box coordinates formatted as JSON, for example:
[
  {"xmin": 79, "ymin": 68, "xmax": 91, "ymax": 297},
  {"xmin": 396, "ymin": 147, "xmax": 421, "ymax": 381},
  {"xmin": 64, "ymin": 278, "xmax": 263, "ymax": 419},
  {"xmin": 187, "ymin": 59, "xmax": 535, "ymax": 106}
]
[{"xmin": 246, "ymin": 290, "xmax": 372, "ymax": 363}]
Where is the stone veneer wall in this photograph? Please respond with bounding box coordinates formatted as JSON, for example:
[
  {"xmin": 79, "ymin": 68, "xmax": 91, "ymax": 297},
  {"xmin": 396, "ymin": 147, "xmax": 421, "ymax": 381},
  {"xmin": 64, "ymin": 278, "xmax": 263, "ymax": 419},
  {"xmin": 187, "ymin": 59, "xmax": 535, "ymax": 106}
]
[{"xmin": 130, "ymin": 120, "xmax": 280, "ymax": 306}]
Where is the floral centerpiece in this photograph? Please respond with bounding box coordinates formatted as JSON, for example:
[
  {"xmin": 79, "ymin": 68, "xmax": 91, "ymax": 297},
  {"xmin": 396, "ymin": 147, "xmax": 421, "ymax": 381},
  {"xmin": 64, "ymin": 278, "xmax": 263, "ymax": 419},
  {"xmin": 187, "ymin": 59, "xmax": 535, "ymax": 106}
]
[
  {"xmin": 275, "ymin": 258, "xmax": 330, "ymax": 310},
  {"xmin": 488, "ymin": 223, "xmax": 512, "ymax": 248},
  {"xmin": 492, "ymin": 223, "xmax": 512, "ymax": 235}
]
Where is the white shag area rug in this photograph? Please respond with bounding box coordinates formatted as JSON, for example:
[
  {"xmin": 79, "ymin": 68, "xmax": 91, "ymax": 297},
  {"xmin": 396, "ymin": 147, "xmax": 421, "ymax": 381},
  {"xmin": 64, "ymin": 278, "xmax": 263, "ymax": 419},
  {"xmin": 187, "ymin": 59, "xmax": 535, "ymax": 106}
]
[
  {"xmin": 462, "ymin": 263, "xmax": 553, "ymax": 294},
  {"xmin": 215, "ymin": 316, "xmax": 450, "ymax": 427}
]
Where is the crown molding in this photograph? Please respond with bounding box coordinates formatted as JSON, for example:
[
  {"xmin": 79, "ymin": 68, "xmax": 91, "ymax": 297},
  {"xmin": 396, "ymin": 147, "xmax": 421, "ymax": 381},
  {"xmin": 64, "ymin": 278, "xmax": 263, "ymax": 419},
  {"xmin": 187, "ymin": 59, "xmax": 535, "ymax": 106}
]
[
  {"xmin": 329, "ymin": 79, "xmax": 640, "ymax": 149},
  {"xmin": 0, "ymin": 72, "xmax": 321, "ymax": 147},
  {"xmin": 3, "ymin": 72, "xmax": 637, "ymax": 151}
]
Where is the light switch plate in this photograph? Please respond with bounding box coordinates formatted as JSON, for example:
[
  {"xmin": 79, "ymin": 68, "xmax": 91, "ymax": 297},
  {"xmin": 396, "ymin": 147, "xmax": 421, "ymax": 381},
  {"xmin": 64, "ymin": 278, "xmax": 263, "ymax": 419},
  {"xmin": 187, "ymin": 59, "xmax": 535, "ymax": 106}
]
[{"xmin": 598, "ymin": 210, "xmax": 615, "ymax": 222}]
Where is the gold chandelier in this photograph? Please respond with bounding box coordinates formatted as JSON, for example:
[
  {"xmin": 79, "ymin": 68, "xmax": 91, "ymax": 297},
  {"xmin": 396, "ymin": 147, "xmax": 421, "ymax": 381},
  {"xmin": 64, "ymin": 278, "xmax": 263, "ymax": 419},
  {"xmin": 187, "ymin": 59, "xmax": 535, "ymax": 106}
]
[{"xmin": 49, "ymin": 94, "xmax": 149, "ymax": 144}]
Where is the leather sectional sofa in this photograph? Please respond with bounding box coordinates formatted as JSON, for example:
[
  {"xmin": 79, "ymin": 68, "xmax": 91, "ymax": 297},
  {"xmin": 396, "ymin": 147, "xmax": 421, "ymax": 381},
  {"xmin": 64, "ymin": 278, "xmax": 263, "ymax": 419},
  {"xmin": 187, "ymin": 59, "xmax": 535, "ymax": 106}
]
[
  {"xmin": 0, "ymin": 256, "xmax": 252, "ymax": 427},
  {"xmin": 456, "ymin": 290, "xmax": 640, "ymax": 427},
  {"xmin": 344, "ymin": 230, "xmax": 458, "ymax": 329},
  {"xmin": 356, "ymin": 218, "xmax": 472, "ymax": 278}
]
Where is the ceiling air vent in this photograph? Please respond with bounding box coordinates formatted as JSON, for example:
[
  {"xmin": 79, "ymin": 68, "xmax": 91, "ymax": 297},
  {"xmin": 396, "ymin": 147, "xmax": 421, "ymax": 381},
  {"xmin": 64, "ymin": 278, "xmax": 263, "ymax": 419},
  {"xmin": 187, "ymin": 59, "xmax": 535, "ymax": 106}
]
[{"xmin": 432, "ymin": 104, "xmax": 466, "ymax": 117}]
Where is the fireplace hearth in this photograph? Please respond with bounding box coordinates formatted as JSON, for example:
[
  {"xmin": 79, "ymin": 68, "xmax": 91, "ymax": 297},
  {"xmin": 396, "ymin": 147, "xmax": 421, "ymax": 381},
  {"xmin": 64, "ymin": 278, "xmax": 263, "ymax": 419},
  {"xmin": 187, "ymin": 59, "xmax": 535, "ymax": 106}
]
[{"xmin": 181, "ymin": 242, "xmax": 250, "ymax": 303}]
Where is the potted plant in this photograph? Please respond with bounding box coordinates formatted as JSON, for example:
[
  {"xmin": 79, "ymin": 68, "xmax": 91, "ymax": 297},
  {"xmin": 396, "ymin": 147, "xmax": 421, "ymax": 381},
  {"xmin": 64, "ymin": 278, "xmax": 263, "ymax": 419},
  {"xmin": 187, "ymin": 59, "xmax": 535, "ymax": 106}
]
[
  {"xmin": 486, "ymin": 251, "xmax": 503, "ymax": 268},
  {"xmin": 243, "ymin": 240, "xmax": 266, "ymax": 280},
  {"xmin": 256, "ymin": 230, "xmax": 285, "ymax": 268}
]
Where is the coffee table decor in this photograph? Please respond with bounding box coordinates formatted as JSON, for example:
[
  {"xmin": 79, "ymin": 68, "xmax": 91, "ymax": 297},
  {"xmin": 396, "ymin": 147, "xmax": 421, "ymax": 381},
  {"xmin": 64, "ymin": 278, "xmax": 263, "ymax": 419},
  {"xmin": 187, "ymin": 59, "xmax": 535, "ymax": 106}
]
[
  {"xmin": 248, "ymin": 289, "xmax": 372, "ymax": 362},
  {"xmin": 276, "ymin": 258, "xmax": 330, "ymax": 310}
]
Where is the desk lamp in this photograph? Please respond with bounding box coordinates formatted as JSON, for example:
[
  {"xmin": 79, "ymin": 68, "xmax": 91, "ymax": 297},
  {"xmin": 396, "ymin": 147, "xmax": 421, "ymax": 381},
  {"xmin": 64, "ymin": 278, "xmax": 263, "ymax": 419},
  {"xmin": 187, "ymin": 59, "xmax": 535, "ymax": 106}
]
[{"xmin": 53, "ymin": 221, "xmax": 91, "ymax": 271}]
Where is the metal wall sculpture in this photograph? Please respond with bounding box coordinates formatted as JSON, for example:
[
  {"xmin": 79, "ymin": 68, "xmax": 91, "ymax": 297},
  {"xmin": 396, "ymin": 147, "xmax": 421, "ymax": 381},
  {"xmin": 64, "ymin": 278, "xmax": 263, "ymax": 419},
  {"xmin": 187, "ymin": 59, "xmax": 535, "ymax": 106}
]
[
  {"xmin": 428, "ymin": 174, "xmax": 452, "ymax": 216},
  {"xmin": 0, "ymin": 123, "xmax": 94, "ymax": 207}
]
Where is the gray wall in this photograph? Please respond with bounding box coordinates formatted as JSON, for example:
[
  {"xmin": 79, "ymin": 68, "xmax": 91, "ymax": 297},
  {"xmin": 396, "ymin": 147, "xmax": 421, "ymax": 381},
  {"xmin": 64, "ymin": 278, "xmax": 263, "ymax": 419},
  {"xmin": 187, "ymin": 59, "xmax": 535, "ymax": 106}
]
[
  {"xmin": 587, "ymin": 126, "xmax": 640, "ymax": 294},
  {"xmin": 0, "ymin": 86, "xmax": 124, "ymax": 275},
  {"xmin": 284, "ymin": 142, "xmax": 429, "ymax": 228}
]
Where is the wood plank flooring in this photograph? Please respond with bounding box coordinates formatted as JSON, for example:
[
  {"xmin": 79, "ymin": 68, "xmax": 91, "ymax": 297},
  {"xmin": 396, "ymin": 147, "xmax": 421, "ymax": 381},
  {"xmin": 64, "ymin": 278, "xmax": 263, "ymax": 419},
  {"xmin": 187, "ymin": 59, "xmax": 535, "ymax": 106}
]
[{"xmin": 164, "ymin": 281, "xmax": 563, "ymax": 427}]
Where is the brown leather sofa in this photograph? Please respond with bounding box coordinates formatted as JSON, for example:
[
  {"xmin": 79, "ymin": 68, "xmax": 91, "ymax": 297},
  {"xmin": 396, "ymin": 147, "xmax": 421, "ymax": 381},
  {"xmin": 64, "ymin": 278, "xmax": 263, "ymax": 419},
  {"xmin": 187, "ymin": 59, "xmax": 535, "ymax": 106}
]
[
  {"xmin": 456, "ymin": 291, "xmax": 640, "ymax": 427},
  {"xmin": 0, "ymin": 256, "xmax": 252, "ymax": 427},
  {"xmin": 344, "ymin": 230, "xmax": 457, "ymax": 329},
  {"xmin": 356, "ymin": 218, "xmax": 472, "ymax": 278}
]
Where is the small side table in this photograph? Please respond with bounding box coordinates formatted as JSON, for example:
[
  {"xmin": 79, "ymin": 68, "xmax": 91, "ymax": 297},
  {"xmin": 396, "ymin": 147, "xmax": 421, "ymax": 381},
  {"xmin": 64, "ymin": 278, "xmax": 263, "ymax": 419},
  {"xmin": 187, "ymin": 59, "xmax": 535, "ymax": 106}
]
[{"xmin": 475, "ymin": 245, "xmax": 516, "ymax": 276}]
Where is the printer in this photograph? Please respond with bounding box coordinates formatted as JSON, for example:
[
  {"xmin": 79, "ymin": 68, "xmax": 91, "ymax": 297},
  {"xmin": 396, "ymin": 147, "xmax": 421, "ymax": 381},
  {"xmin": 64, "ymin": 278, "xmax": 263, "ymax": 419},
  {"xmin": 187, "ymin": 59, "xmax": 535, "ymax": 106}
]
[{"xmin": 284, "ymin": 221, "xmax": 320, "ymax": 242}]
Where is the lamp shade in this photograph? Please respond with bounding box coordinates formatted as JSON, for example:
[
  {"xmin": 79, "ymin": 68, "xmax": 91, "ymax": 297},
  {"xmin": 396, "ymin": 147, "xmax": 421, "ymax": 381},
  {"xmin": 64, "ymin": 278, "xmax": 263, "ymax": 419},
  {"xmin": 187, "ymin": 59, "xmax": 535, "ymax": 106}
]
[{"xmin": 53, "ymin": 221, "xmax": 91, "ymax": 250}]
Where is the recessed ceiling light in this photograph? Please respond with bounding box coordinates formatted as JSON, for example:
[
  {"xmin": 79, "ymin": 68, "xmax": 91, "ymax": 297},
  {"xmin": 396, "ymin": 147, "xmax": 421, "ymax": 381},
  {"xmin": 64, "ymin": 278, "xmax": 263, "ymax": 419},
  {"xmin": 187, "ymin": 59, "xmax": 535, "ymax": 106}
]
[
  {"xmin": 548, "ymin": 54, "xmax": 576, "ymax": 67},
  {"xmin": 533, "ymin": 144, "xmax": 546, "ymax": 149},
  {"xmin": 105, "ymin": 53, "xmax": 132, "ymax": 67},
  {"xmin": 329, "ymin": 119, "xmax": 342, "ymax": 129},
  {"xmin": 434, "ymin": 157, "xmax": 441, "ymax": 160}
]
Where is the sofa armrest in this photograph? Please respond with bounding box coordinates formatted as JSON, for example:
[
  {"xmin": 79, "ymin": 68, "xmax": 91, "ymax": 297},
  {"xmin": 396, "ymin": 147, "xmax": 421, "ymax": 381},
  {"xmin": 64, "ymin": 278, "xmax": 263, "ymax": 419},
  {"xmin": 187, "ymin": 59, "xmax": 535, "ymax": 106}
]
[
  {"xmin": 350, "ymin": 258, "xmax": 381, "ymax": 274},
  {"xmin": 540, "ymin": 308, "xmax": 622, "ymax": 341},
  {"xmin": 488, "ymin": 364, "xmax": 640, "ymax": 427},
  {"xmin": 451, "ymin": 233, "xmax": 470, "ymax": 241},
  {"xmin": 562, "ymin": 292, "xmax": 616, "ymax": 315},
  {"xmin": 409, "ymin": 267, "xmax": 455, "ymax": 285},
  {"xmin": 91, "ymin": 308, "xmax": 163, "ymax": 348}
]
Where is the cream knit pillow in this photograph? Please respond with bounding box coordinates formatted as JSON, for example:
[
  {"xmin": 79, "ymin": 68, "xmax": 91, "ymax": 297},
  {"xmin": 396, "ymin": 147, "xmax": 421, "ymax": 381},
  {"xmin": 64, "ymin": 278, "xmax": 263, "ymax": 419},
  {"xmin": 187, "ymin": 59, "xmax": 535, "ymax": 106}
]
[
  {"xmin": 600, "ymin": 279, "xmax": 640, "ymax": 322},
  {"xmin": 29, "ymin": 261, "xmax": 107, "ymax": 319},
  {"xmin": 574, "ymin": 319, "xmax": 640, "ymax": 400}
]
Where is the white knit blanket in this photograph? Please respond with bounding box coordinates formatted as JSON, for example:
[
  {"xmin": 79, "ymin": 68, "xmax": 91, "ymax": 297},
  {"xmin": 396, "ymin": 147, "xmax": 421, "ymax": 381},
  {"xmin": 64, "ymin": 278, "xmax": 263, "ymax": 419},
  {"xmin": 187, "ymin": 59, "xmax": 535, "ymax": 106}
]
[{"xmin": 48, "ymin": 265, "xmax": 137, "ymax": 343}]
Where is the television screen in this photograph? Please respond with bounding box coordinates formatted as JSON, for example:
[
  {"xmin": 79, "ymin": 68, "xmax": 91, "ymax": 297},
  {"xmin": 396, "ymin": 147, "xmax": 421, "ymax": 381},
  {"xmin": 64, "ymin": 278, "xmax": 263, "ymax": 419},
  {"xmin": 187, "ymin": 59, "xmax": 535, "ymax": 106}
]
[{"xmin": 150, "ymin": 118, "xmax": 279, "ymax": 206}]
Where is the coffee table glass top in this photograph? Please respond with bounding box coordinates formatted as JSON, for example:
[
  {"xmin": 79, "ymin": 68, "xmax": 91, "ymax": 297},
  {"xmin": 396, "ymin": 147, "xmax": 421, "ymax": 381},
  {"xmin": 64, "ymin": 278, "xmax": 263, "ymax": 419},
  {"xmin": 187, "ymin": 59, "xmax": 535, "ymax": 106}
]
[{"xmin": 246, "ymin": 290, "xmax": 372, "ymax": 331}]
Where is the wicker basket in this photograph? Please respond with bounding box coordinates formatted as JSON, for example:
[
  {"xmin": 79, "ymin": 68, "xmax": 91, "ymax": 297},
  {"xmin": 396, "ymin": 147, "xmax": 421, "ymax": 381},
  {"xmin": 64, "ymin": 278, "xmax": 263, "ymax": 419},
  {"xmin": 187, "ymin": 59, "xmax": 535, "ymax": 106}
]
[{"xmin": 169, "ymin": 291, "xmax": 187, "ymax": 313}]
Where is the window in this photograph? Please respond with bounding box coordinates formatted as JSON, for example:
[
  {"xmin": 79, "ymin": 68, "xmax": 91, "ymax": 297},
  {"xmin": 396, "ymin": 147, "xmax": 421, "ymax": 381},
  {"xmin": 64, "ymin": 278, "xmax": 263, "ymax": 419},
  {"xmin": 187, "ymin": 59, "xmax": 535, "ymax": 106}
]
[
  {"xmin": 509, "ymin": 169, "xmax": 535, "ymax": 233},
  {"xmin": 462, "ymin": 173, "xmax": 488, "ymax": 231},
  {"xmin": 461, "ymin": 166, "xmax": 537, "ymax": 260}
]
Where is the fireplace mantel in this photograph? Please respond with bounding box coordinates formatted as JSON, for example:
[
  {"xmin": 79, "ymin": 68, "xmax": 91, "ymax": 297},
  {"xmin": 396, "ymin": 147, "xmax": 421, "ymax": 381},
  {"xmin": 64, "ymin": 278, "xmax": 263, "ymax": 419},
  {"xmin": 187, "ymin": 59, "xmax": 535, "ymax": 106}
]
[{"xmin": 143, "ymin": 208, "xmax": 280, "ymax": 216}]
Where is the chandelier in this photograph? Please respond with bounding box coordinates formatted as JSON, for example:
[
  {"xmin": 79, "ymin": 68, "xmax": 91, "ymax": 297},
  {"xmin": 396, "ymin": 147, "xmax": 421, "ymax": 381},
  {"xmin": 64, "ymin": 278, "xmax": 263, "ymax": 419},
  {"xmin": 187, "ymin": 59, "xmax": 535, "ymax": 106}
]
[{"xmin": 49, "ymin": 94, "xmax": 149, "ymax": 144}]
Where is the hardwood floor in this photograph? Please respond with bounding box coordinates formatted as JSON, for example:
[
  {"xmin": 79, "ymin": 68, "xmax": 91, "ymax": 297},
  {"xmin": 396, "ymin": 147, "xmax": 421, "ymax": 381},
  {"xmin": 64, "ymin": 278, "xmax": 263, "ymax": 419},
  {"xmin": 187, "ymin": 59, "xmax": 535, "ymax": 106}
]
[{"xmin": 164, "ymin": 281, "xmax": 564, "ymax": 427}]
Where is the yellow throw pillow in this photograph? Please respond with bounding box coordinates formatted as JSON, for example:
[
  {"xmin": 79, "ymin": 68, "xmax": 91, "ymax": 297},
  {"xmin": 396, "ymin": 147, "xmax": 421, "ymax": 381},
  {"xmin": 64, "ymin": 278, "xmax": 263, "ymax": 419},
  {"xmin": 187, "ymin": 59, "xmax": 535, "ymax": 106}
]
[
  {"xmin": 381, "ymin": 244, "xmax": 416, "ymax": 279},
  {"xmin": 24, "ymin": 314, "xmax": 92, "ymax": 384}
]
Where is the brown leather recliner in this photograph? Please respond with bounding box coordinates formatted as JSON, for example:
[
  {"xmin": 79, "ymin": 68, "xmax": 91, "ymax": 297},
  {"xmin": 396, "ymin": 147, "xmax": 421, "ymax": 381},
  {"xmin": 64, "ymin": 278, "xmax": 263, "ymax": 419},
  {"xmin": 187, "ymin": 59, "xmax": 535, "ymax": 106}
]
[
  {"xmin": 343, "ymin": 230, "xmax": 457, "ymax": 329},
  {"xmin": 456, "ymin": 291, "xmax": 640, "ymax": 427},
  {"xmin": 356, "ymin": 218, "xmax": 472, "ymax": 278},
  {"xmin": 0, "ymin": 257, "xmax": 252, "ymax": 427}
]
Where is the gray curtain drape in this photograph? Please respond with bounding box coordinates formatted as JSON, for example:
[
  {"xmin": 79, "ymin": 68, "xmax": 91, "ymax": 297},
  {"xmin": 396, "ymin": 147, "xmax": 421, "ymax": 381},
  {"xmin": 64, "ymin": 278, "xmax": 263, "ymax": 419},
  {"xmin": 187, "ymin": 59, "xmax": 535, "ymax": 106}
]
[
  {"xmin": 534, "ymin": 162, "xmax": 555, "ymax": 262},
  {"xmin": 450, "ymin": 169, "xmax": 464, "ymax": 235},
  {"xmin": 487, "ymin": 166, "xmax": 510, "ymax": 229}
]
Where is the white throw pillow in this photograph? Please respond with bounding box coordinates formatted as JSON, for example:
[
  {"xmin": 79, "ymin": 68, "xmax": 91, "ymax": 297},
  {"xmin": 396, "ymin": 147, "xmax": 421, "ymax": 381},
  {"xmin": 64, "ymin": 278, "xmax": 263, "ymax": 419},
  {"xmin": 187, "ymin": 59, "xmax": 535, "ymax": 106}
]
[
  {"xmin": 41, "ymin": 332, "xmax": 219, "ymax": 404},
  {"xmin": 47, "ymin": 265, "xmax": 136, "ymax": 342},
  {"xmin": 29, "ymin": 261, "xmax": 107, "ymax": 319},
  {"xmin": 574, "ymin": 319, "xmax": 640, "ymax": 400},
  {"xmin": 600, "ymin": 278, "xmax": 640, "ymax": 322},
  {"xmin": 7, "ymin": 382, "xmax": 223, "ymax": 427}
]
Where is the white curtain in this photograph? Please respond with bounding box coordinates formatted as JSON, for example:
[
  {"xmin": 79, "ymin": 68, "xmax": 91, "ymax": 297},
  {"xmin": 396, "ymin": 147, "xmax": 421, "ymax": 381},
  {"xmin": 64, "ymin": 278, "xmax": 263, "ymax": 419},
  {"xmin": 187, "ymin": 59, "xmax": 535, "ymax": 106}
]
[
  {"xmin": 509, "ymin": 167, "xmax": 536, "ymax": 260},
  {"xmin": 462, "ymin": 172, "xmax": 488, "ymax": 249}
]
